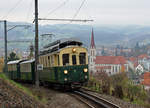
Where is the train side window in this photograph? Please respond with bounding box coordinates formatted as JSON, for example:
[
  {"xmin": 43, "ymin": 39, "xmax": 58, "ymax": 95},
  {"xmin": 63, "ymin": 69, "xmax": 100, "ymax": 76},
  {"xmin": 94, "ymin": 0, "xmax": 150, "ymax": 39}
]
[
  {"xmin": 48, "ymin": 56, "xmax": 50, "ymax": 67},
  {"xmin": 52, "ymin": 55, "xmax": 54, "ymax": 65},
  {"xmin": 50, "ymin": 56, "xmax": 52, "ymax": 66},
  {"xmin": 72, "ymin": 55, "xmax": 76, "ymax": 65},
  {"xmin": 44, "ymin": 56, "xmax": 46, "ymax": 67},
  {"xmin": 42, "ymin": 57, "xmax": 44, "ymax": 65},
  {"xmin": 62, "ymin": 54, "xmax": 69, "ymax": 66},
  {"xmin": 58, "ymin": 55, "xmax": 60, "ymax": 66},
  {"xmin": 46, "ymin": 56, "xmax": 49, "ymax": 67},
  {"xmin": 79, "ymin": 53, "xmax": 86, "ymax": 65},
  {"xmin": 45, "ymin": 56, "xmax": 48, "ymax": 67}
]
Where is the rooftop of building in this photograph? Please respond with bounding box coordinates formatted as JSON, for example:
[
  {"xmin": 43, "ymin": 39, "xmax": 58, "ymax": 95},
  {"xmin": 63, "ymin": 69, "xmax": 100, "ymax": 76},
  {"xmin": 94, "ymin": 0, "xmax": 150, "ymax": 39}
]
[
  {"xmin": 141, "ymin": 72, "xmax": 150, "ymax": 86},
  {"xmin": 94, "ymin": 56, "xmax": 127, "ymax": 65}
]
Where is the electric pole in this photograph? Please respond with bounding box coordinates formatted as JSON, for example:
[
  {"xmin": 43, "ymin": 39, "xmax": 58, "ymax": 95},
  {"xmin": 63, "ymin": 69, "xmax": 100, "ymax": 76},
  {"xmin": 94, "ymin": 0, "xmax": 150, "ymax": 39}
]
[
  {"xmin": 4, "ymin": 20, "xmax": 8, "ymax": 73},
  {"xmin": 0, "ymin": 20, "xmax": 31, "ymax": 74},
  {"xmin": 35, "ymin": 0, "xmax": 39, "ymax": 87}
]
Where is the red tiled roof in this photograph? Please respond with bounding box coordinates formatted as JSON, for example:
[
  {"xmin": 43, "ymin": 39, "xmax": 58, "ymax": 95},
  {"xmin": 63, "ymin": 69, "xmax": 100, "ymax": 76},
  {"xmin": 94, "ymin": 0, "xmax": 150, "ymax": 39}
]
[
  {"xmin": 90, "ymin": 28, "xmax": 96, "ymax": 48},
  {"xmin": 128, "ymin": 57, "xmax": 138, "ymax": 67},
  {"xmin": 141, "ymin": 72, "xmax": 150, "ymax": 86},
  {"xmin": 138, "ymin": 54, "xmax": 149, "ymax": 59},
  {"xmin": 129, "ymin": 57, "xmax": 137, "ymax": 62},
  {"xmin": 143, "ymin": 72, "xmax": 150, "ymax": 78},
  {"xmin": 95, "ymin": 66, "xmax": 111, "ymax": 69},
  {"xmin": 94, "ymin": 56, "xmax": 127, "ymax": 65}
]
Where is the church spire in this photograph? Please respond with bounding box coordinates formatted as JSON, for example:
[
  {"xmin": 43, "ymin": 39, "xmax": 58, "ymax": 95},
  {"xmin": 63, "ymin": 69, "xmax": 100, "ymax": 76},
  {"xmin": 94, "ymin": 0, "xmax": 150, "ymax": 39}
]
[{"xmin": 90, "ymin": 28, "xmax": 96, "ymax": 48}]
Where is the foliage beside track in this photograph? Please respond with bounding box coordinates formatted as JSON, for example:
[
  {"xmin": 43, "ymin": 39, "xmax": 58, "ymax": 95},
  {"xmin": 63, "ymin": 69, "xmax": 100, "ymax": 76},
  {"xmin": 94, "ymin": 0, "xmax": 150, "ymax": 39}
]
[
  {"xmin": 0, "ymin": 73, "xmax": 47, "ymax": 107},
  {"xmin": 86, "ymin": 72, "xmax": 150, "ymax": 108},
  {"xmin": 0, "ymin": 73, "xmax": 36, "ymax": 98},
  {"xmin": 0, "ymin": 73, "xmax": 47, "ymax": 103}
]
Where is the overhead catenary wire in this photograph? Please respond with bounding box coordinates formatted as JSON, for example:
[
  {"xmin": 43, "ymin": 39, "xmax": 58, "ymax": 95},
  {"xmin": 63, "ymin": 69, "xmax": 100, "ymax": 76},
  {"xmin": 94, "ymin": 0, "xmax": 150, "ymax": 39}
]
[
  {"xmin": 44, "ymin": 0, "xmax": 70, "ymax": 18},
  {"xmin": 53, "ymin": 0, "xmax": 87, "ymax": 28},
  {"xmin": 38, "ymin": 0, "xmax": 70, "ymax": 25},
  {"xmin": 26, "ymin": 0, "xmax": 34, "ymax": 22},
  {"xmin": 60, "ymin": 0, "xmax": 86, "ymax": 26},
  {"xmin": 37, "ymin": 0, "xmax": 88, "ymax": 40},
  {"xmin": 71, "ymin": 0, "xmax": 86, "ymax": 22},
  {"xmin": 1, "ymin": 0, "xmax": 24, "ymax": 20}
]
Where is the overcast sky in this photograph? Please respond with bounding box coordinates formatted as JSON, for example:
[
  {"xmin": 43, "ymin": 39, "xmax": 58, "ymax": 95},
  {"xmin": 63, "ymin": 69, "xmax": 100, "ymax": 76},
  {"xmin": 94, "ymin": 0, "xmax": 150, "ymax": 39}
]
[{"xmin": 0, "ymin": 0, "xmax": 150, "ymax": 25}]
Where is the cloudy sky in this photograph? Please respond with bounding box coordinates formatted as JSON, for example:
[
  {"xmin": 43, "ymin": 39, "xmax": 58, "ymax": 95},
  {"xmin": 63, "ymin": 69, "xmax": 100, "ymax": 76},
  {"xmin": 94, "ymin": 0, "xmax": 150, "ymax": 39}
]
[{"xmin": 0, "ymin": 0, "xmax": 150, "ymax": 25}]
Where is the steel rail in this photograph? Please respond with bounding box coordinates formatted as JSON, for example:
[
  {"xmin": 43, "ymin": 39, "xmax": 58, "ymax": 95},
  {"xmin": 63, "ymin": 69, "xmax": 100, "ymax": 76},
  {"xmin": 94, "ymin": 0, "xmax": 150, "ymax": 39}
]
[
  {"xmin": 81, "ymin": 91, "xmax": 121, "ymax": 108},
  {"xmin": 70, "ymin": 93, "xmax": 96, "ymax": 108},
  {"xmin": 74, "ymin": 90, "xmax": 121, "ymax": 108}
]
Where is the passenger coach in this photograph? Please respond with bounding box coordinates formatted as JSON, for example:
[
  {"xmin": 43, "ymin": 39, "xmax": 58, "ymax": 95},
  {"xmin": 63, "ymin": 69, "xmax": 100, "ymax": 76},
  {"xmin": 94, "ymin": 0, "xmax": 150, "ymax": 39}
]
[{"xmin": 7, "ymin": 38, "xmax": 89, "ymax": 89}]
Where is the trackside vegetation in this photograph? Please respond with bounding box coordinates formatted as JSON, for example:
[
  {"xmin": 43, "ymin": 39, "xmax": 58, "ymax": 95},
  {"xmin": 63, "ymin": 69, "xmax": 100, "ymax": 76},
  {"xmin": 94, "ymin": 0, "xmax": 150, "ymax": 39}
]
[
  {"xmin": 0, "ymin": 73, "xmax": 47, "ymax": 103},
  {"xmin": 86, "ymin": 72, "xmax": 150, "ymax": 108}
]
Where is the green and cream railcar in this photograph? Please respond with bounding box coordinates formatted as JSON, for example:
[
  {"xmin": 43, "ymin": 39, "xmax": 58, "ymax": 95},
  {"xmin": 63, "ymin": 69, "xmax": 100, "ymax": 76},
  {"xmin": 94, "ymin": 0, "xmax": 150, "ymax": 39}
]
[
  {"xmin": 39, "ymin": 38, "xmax": 89, "ymax": 87},
  {"xmin": 20, "ymin": 59, "xmax": 35, "ymax": 81},
  {"xmin": 7, "ymin": 60, "xmax": 22, "ymax": 80},
  {"xmin": 7, "ymin": 38, "xmax": 89, "ymax": 88}
]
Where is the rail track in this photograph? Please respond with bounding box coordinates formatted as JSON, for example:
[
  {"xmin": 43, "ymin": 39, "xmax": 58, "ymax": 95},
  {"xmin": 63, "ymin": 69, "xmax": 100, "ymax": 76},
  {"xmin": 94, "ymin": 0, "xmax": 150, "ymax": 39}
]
[
  {"xmin": 70, "ymin": 90, "xmax": 121, "ymax": 108},
  {"xmin": 22, "ymin": 83, "xmax": 120, "ymax": 108}
]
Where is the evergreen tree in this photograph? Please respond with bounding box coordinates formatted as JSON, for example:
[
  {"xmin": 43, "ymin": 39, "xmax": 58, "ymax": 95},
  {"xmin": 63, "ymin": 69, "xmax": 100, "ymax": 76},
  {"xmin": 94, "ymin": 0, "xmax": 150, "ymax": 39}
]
[
  {"xmin": 28, "ymin": 44, "xmax": 34, "ymax": 59},
  {"xmin": 8, "ymin": 52, "xmax": 19, "ymax": 61}
]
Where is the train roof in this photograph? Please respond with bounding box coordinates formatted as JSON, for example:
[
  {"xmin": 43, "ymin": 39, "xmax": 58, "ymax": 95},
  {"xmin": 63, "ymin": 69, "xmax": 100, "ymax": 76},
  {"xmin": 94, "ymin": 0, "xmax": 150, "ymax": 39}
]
[
  {"xmin": 40, "ymin": 38, "xmax": 83, "ymax": 55},
  {"xmin": 7, "ymin": 60, "xmax": 23, "ymax": 65},
  {"xmin": 20, "ymin": 59, "xmax": 35, "ymax": 64},
  {"xmin": 43, "ymin": 38, "xmax": 82, "ymax": 49}
]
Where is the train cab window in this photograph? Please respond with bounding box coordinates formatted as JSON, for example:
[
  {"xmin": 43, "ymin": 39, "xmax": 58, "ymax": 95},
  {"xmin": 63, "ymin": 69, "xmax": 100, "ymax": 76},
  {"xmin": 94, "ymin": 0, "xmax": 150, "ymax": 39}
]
[
  {"xmin": 72, "ymin": 55, "xmax": 76, "ymax": 65},
  {"xmin": 79, "ymin": 53, "xmax": 86, "ymax": 65},
  {"xmin": 62, "ymin": 54, "xmax": 69, "ymax": 66}
]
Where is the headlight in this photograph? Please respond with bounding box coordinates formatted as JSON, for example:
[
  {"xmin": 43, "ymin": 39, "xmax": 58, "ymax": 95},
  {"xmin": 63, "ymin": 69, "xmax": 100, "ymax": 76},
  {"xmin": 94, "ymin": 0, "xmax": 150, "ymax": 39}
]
[
  {"xmin": 72, "ymin": 48, "xmax": 76, "ymax": 53},
  {"xmin": 84, "ymin": 68, "xmax": 88, "ymax": 72},
  {"xmin": 64, "ymin": 78, "xmax": 67, "ymax": 81},
  {"xmin": 64, "ymin": 70, "xmax": 68, "ymax": 74},
  {"xmin": 85, "ymin": 75, "xmax": 88, "ymax": 79}
]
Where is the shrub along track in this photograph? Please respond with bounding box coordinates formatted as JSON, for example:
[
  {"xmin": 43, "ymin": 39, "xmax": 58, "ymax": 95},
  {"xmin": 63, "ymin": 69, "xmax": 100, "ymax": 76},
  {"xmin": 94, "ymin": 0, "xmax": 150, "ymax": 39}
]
[
  {"xmin": 81, "ymin": 88, "xmax": 146, "ymax": 108},
  {"xmin": 0, "ymin": 77, "xmax": 46, "ymax": 108}
]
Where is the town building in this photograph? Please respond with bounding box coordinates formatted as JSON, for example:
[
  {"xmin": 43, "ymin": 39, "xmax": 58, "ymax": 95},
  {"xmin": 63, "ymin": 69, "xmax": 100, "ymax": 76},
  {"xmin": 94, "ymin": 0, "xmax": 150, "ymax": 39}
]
[
  {"xmin": 94, "ymin": 56, "xmax": 128, "ymax": 75},
  {"xmin": 89, "ymin": 29, "xmax": 129, "ymax": 75},
  {"xmin": 141, "ymin": 72, "xmax": 150, "ymax": 90},
  {"xmin": 128, "ymin": 54, "xmax": 150, "ymax": 73},
  {"xmin": 89, "ymin": 28, "xmax": 96, "ymax": 74},
  {"xmin": 127, "ymin": 54, "xmax": 150, "ymax": 84}
]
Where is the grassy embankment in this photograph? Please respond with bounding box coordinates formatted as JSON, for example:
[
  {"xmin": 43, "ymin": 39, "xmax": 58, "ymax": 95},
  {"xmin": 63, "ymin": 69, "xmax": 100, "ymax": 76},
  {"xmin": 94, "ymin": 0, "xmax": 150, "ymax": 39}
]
[
  {"xmin": 85, "ymin": 74, "xmax": 150, "ymax": 108},
  {"xmin": 0, "ymin": 73, "xmax": 47, "ymax": 103}
]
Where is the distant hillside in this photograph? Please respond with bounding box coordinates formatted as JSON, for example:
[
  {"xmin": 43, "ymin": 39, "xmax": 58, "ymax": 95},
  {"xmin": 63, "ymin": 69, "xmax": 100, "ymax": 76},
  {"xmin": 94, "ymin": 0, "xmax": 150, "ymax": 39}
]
[{"xmin": 0, "ymin": 22, "xmax": 150, "ymax": 51}]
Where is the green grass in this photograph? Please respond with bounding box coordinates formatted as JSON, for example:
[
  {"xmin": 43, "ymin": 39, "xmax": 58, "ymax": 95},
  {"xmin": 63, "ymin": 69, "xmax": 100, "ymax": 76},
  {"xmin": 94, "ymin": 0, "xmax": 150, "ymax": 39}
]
[{"xmin": 0, "ymin": 73, "xmax": 44, "ymax": 102}]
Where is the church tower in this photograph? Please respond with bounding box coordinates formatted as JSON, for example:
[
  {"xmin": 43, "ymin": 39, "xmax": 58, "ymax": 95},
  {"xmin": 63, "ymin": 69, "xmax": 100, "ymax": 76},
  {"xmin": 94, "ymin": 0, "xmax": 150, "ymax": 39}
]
[{"xmin": 89, "ymin": 28, "xmax": 96, "ymax": 74}]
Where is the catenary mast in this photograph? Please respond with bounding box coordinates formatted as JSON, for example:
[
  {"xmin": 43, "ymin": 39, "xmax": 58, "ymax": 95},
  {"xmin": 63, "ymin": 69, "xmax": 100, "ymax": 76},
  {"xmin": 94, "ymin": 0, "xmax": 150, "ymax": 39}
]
[{"xmin": 34, "ymin": 0, "xmax": 39, "ymax": 87}]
